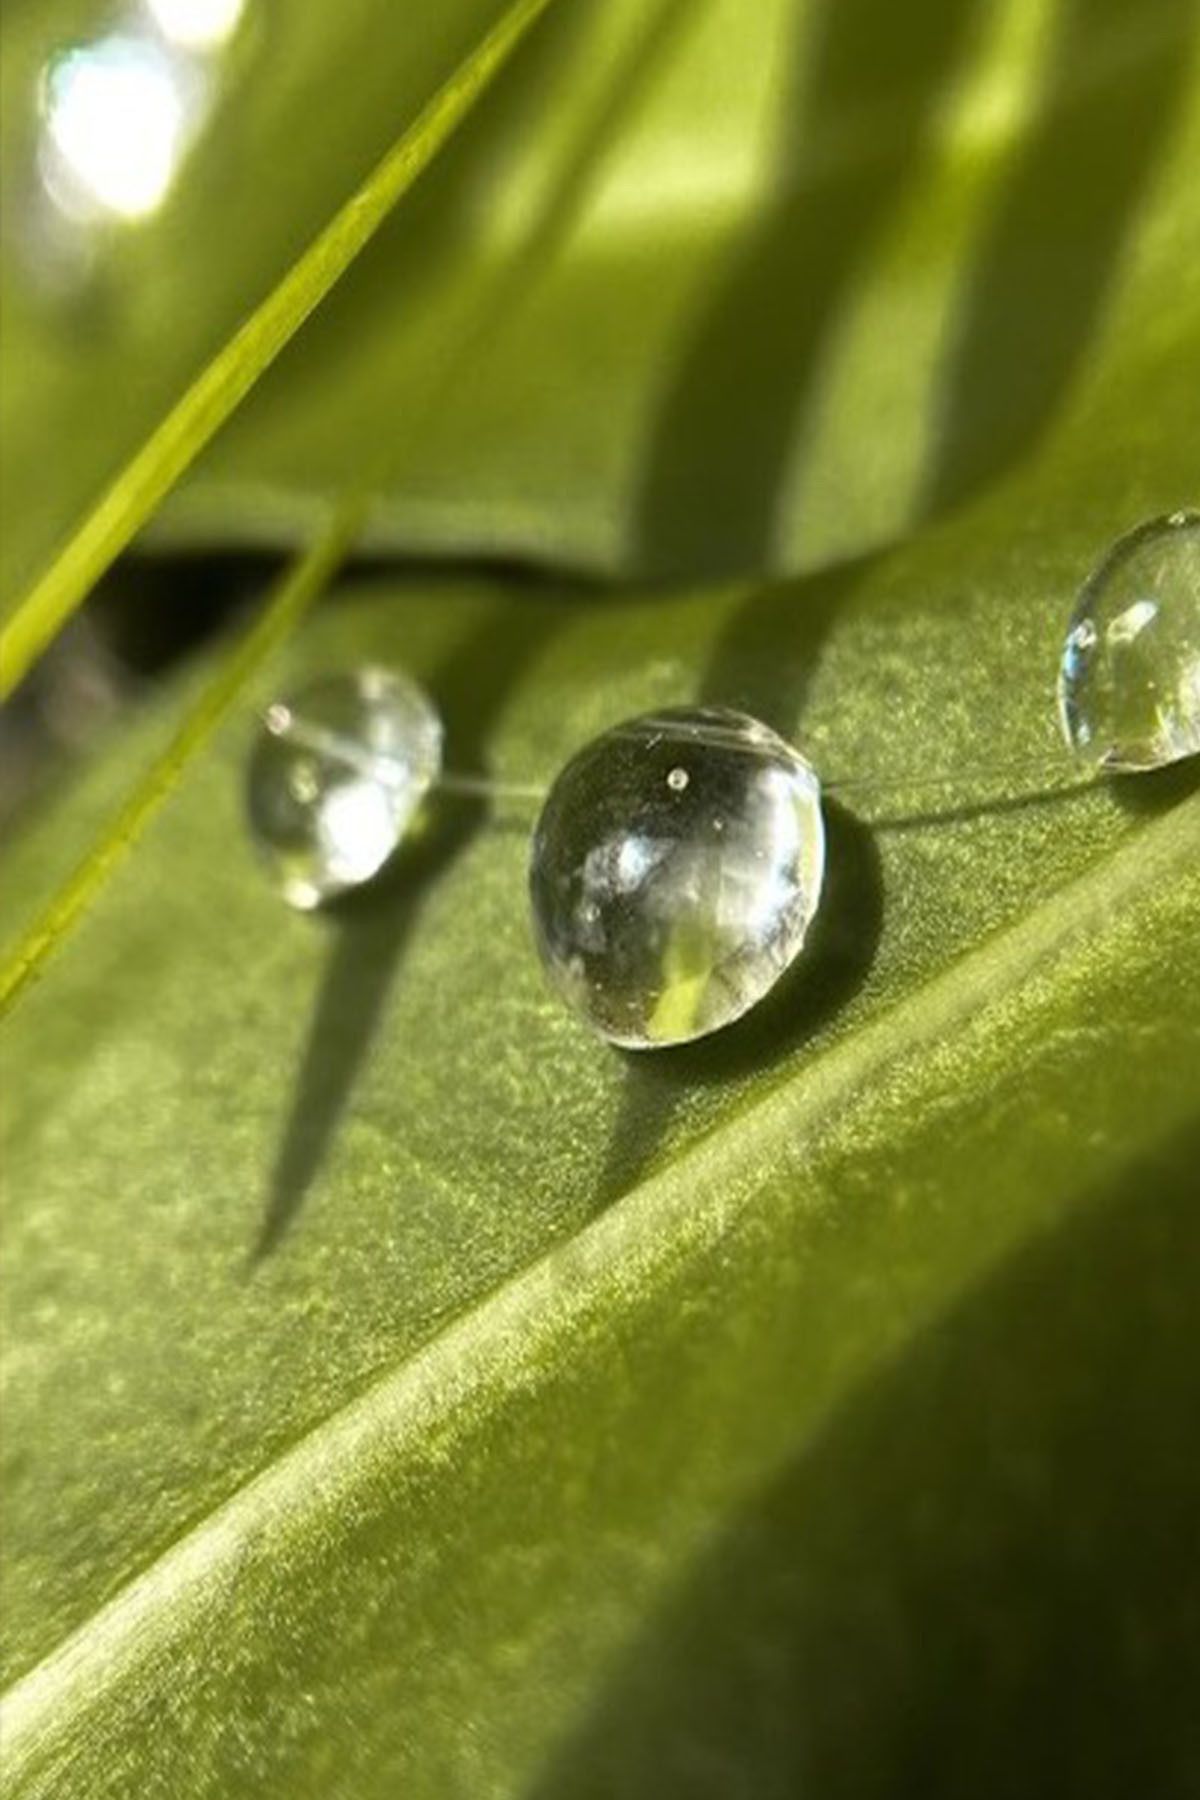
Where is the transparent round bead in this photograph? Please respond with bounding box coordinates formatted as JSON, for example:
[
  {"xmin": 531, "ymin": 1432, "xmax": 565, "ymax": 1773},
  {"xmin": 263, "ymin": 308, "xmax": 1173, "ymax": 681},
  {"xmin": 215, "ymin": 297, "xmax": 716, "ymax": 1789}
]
[
  {"xmin": 529, "ymin": 707, "xmax": 826, "ymax": 1048},
  {"xmin": 1058, "ymin": 510, "xmax": 1200, "ymax": 771},
  {"xmin": 246, "ymin": 668, "xmax": 442, "ymax": 909}
]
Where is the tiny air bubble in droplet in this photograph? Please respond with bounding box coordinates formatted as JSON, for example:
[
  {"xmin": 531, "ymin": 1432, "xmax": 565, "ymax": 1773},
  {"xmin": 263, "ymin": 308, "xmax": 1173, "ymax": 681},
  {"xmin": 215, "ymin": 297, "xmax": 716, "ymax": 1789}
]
[{"xmin": 1058, "ymin": 511, "xmax": 1200, "ymax": 771}]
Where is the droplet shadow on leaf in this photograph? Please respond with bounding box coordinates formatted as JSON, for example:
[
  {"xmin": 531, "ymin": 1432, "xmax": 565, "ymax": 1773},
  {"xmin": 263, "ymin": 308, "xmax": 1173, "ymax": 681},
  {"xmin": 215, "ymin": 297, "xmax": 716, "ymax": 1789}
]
[
  {"xmin": 594, "ymin": 799, "xmax": 882, "ymax": 1208},
  {"xmin": 534, "ymin": 1115, "xmax": 1200, "ymax": 1800},
  {"xmin": 252, "ymin": 593, "xmax": 566, "ymax": 1262},
  {"xmin": 1110, "ymin": 756, "xmax": 1200, "ymax": 818},
  {"xmin": 698, "ymin": 555, "xmax": 880, "ymax": 731},
  {"xmin": 594, "ymin": 552, "xmax": 888, "ymax": 1211},
  {"xmin": 861, "ymin": 775, "xmax": 1100, "ymax": 834}
]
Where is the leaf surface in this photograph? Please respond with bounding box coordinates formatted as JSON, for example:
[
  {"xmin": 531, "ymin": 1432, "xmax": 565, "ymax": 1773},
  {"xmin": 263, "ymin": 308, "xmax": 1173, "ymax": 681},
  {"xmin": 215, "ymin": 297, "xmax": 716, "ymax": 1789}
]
[
  {"xmin": 3, "ymin": 472, "xmax": 1199, "ymax": 1791},
  {"xmin": 2, "ymin": 0, "xmax": 1199, "ymax": 1793}
]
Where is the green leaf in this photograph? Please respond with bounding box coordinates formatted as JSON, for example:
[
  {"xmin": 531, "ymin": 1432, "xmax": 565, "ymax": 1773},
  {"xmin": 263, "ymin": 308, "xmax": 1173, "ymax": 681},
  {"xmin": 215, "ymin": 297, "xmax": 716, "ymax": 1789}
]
[
  {"xmin": 3, "ymin": 472, "xmax": 1199, "ymax": 1793},
  {"xmin": 3, "ymin": 0, "xmax": 1199, "ymax": 1794}
]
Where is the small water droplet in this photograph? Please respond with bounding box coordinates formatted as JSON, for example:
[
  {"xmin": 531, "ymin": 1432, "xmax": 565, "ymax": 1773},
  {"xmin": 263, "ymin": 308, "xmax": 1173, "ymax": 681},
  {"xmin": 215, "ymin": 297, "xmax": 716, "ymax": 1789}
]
[
  {"xmin": 529, "ymin": 707, "xmax": 825, "ymax": 1047},
  {"xmin": 246, "ymin": 668, "xmax": 442, "ymax": 909},
  {"xmin": 1058, "ymin": 511, "xmax": 1200, "ymax": 771}
]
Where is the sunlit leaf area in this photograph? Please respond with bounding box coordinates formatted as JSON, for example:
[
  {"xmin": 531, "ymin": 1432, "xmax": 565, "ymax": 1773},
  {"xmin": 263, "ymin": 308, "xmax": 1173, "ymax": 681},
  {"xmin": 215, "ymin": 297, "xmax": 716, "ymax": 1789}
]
[{"xmin": 1, "ymin": 0, "xmax": 1198, "ymax": 1793}]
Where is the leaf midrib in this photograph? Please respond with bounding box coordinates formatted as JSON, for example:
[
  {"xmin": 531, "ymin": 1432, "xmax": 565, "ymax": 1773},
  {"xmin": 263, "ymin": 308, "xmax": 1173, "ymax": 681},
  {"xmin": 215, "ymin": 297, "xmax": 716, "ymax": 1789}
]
[{"xmin": 3, "ymin": 792, "xmax": 1197, "ymax": 1769}]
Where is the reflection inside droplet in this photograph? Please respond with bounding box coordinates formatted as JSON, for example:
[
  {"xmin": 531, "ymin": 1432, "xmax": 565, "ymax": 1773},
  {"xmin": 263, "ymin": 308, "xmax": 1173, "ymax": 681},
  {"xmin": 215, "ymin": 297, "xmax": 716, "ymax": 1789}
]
[
  {"xmin": 1107, "ymin": 598, "xmax": 1158, "ymax": 648},
  {"xmin": 39, "ymin": 35, "xmax": 199, "ymax": 222},
  {"xmin": 143, "ymin": 0, "xmax": 247, "ymax": 52}
]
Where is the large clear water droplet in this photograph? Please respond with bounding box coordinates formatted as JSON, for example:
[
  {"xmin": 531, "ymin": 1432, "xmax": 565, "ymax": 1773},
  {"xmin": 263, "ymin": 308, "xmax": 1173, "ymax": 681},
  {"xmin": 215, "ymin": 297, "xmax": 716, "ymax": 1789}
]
[
  {"xmin": 246, "ymin": 668, "xmax": 442, "ymax": 909},
  {"xmin": 1058, "ymin": 511, "xmax": 1200, "ymax": 771},
  {"xmin": 529, "ymin": 707, "xmax": 826, "ymax": 1048}
]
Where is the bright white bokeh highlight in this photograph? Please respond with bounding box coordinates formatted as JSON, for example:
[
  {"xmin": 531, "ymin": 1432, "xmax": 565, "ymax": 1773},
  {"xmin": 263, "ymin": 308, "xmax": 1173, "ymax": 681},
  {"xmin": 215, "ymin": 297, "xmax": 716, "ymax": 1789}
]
[
  {"xmin": 39, "ymin": 36, "xmax": 194, "ymax": 221},
  {"xmin": 143, "ymin": 0, "xmax": 246, "ymax": 52}
]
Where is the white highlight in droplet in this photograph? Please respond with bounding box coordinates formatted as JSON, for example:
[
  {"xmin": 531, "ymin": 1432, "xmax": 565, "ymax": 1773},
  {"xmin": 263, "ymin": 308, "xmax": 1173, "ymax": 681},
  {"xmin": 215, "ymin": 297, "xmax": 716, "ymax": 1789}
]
[
  {"xmin": 1107, "ymin": 597, "xmax": 1158, "ymax": 647},
  {"xmin": 316, "ymin": 782, "xmax": 399, "ymax": 886}
]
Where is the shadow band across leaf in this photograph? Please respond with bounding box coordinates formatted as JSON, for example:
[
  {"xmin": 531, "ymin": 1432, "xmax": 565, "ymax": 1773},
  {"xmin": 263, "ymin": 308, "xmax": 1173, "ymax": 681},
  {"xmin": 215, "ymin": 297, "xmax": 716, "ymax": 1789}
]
[
  {"xmin": 533, "ymin": 1114, "xmax": 1200, "ymax": 1800},
  {"xmin": 631, "ymin": 0, "xmax": 1195, "ymax": 582},
  {"xmin": 633, "ymin": 0, "xmax": 988, "ymax": 580}
]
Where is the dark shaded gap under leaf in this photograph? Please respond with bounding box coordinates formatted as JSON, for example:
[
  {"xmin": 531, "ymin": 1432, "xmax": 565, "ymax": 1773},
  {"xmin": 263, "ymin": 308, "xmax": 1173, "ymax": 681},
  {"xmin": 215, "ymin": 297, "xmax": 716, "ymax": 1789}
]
[
  {"xmin": 537, "ymin": 1112, "xmax": 1200, "ymax": 1800},
  {"xmin": 0, "ymin": 552, "xmax": 285, "ymax": 835},
  {"xmin": 0, "ymin": 510, "xmax": 362, "ymax": 1021}
]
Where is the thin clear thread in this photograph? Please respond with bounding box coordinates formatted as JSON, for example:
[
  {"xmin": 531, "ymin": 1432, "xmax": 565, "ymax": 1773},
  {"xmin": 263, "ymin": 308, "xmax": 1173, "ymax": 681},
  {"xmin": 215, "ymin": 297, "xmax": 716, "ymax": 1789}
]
[
  {"xmin": 425, "ymin": 746, "xmax": 1098, "ymax": 818},
  {"xmin": 437, "ymin": 772, "xmax": 548, "ymax": 803}
]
